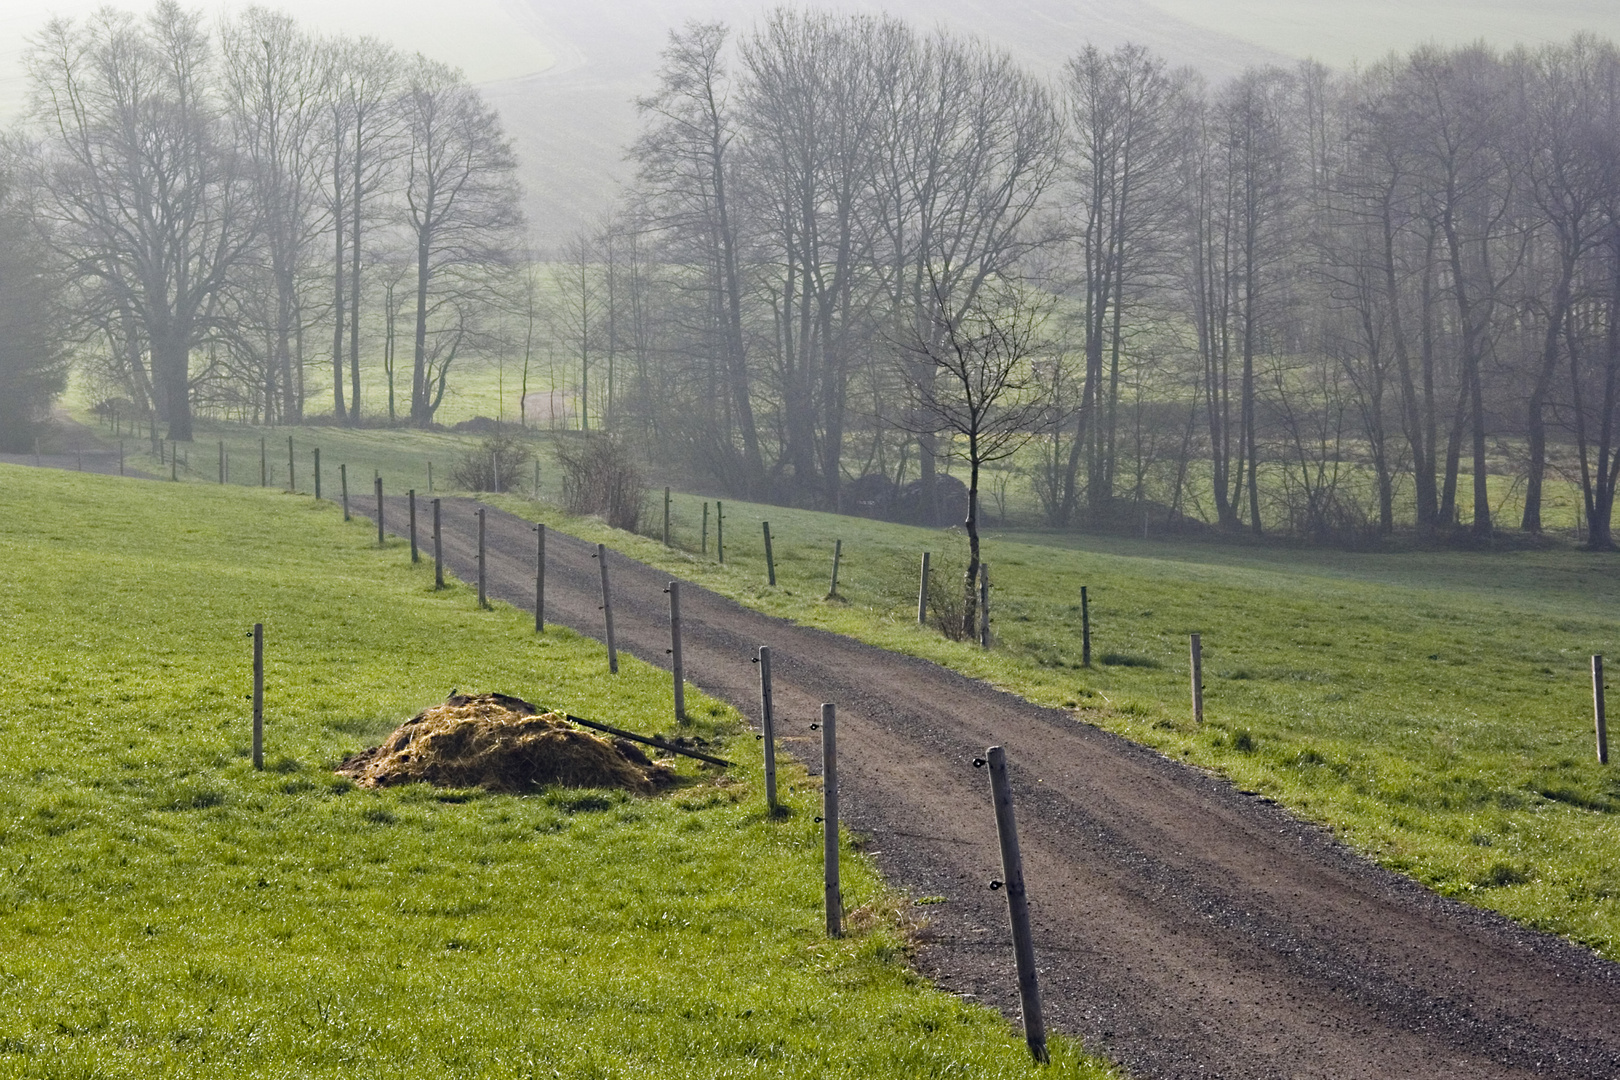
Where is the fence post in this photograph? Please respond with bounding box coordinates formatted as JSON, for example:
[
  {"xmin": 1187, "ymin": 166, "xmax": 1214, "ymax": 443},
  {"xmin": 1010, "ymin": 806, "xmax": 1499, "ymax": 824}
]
[
  {"xmin": 433, "ymin": 498, "xmax": 444, "ymax": 589},
  {"xmin": 828, "ymin": 539, "xmax": 842, "ymax": 598},
  {"xmin": 984, "ymin": 745, "xmax": 1048, "ymax": 1064},
  {"xmin": 717, "ymin": 501, "xmax": 725, "ymax": 564},
  {"xmin": 119, "ymin": 441, "xmax": 124, "ymax": 477},
  {"xmin": 758, "ymin": 645, "xmax": 777, "ymax": 808},
  {"xmin": 821, "ymin": 702, "xmax": 840, "ymax": 937},
  {"xmin": 340, "ymin": 464, "xmax": 349, "ymax": 520},
  {"xmin": 427, "ymin": 460, "xmax": 433, "ymax": 494},
  {"xmin": 596, "ymin": 543, "xmax": 618, "ymax": 673},
  {"xmin": 534, "ymin": 523, "xmax": 546, "ymax": 632},
  {"xmin": 251, "ymin": 623, "xmax": 264, "ymax": 771},
  {"xmin": 409, "ymin": 491, "xmax": 419, "ymax": 562},
  {"xmin": 218, "ymin": 440, "xmax": 225, "ymax": 483},
  {"xmin": 1596, "ymin": 655, "xmax": 1610, "ymax": 765},
  {"xmin": 668, "ymin": 581, "xmax": 685, "ymax": 721},
  {"xmin": 477, "ymin": 507, "xmax": 488, "ymax": 609},
  {"xmin": 1191, "ymin": 633, "xmax": 1204, "ymax": 723},
  {"xmin": 918, "ymin": 552, "xmax": 930, "ymax": 625},
  {"xmin": 313, "ymin": 448, "xmax": 320, "ymax": 499},
  {"xmin": 1081, "ymin": 585, "xmax": 1092, "ymax": 667},
  {"xmin": 534, "ymin": 459, "xmax": 540, "ymax": 500},
  {"xmin": 171, "ymin": 442, "xmax": 177, "ymax": 481},
  {"xmin": 287, "ymin": 435, "xmax": 294, "ymax": 493},
  {"xmin": 979, "ymin": 563, "xmax": 991, "ymax": 649},
  {"xmin": 664, "ymin": 487, "xmax": 672, "ymax": 546},
  {"xmin": 375, "ymin": 477, "xmax": 385, "ymax": 545},
  {"xmin": 702, "ymin": 502, "xmax": 709, "ymax": 553},
  {"xmin": 261, "ymin": 438, "xmax": 267, "ymax": 488},
  {"xmin": 493, "ymin": 452, "xmax": 500, "ymax": 493},
  {"xmin": 763, "ymin": 521, "xmax": 776, "ymax": 585}
]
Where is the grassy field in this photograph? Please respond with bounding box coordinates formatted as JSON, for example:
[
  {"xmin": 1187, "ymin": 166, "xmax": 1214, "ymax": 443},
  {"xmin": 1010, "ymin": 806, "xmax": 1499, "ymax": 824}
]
[
  {"xmin": 0, "ymin": 464, "xmax": 1114, "ymax": 1079},
  {"xmin": 473, "ymin": 483, "xmax": 1620, "ymax": 962}
]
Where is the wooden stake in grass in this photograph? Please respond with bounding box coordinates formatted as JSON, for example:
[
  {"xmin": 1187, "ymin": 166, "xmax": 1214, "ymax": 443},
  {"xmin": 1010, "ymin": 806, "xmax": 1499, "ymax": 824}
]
[
  {"xmin": 534, "ymin": 523, "xmax": 546, "ymax": 632},
  {"xmin": 261, "ymin": 438, "xmax": 267, "ymax": 488},
  {"xmin": 918, "ymin": 552, "xmax": 930, "ymax": 625},
  {"xmin": 820, "ymin": 702, "xmax": 840, "ymax": 937},
  {"xmin": 979, "ymin": 563, "xmax": 991, "ymax": 649},
  {"xmin": 667, "ymin": 581, "xmax": 686, "ymax": 722},
  {"xmin": 313, "ymin": 448, "xmax": 321, "ymax": 499},
  {"xmin": 1081, "ymin": 585, "xmax": 1091, "ymax": 667},
  {"xmin": 533, "ymin": 459, "xmax": 540, "ymax": 500},
  {"xmin": 118, "ymin": 440, "xmax": 124, "ymax": 476},
  {"xmin": 251, "ymin": 623, "xmax": 264, "ymax": 771},
  {"xmin": 477, "ymin": 508, "xmax": 488, "ymax": 609},
  {"xmin": 595, "ymin": 543, "xmax": 618, "ymax": 673},
  {"xmin": 170, "ymin": 442, "xmax": 177, "ymax": 482},
  {"xmin": 828, "ymin": 539, "xmax": 842, "ymax": 599},
  {"xmin": 763, "ymin": 521, "xmax": 776, "ymax": 585},
  {"xmin": 983, "ymin": 745, "xmax": 1048, "ymax": 1064},
  {"xmin": 286, "ymin": 435, "xmax": 295, "ymax": 493},
  {"xmin": 427, "ymin": 459, "xmax": 433, "ymax": 494},
  {"xmin": 433, "ymin": 498, "xmax": 444, "ymax": 589},
  {"xmin": 375, "ymin": 477, "xmax": 385, "ymax": 545},
  {"xmin": 218, "ymin": 441, "xmax": 225, "ymax": 483},
  {"xmin": 702, "ymin": 502, "xmax": 709, "ymax": 553},
  {"xmin": 340, "ymin": 464, "xmax": 350, "ymax": 521},
  {"xmin": 757, "ymin": 645, "xmax": 777, "ymax": 808},
  {"xmin": 1190, "ymin": 633, "xmax": 1204, "ymax": 723},
  {"xmin": 1595, "ymin": 655, "xmax": 1610, "ymax": 765},
  {"xmin": 663, "ymin": 487, "xmax": 671, "ymax": 546},
  {"xmin": 717, "ymin": 501, "xmax": 725, "ymax": 564},
  {"xmin": 409, "ymin": 491, "xmax": 419, "ymax": 562}
]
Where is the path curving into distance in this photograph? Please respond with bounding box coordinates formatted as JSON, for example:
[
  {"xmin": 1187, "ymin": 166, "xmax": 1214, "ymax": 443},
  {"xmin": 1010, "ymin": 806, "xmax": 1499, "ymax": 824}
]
[{"xmin": 350, "ymin": 492, "xmax": 1620, "ymax": 1080}]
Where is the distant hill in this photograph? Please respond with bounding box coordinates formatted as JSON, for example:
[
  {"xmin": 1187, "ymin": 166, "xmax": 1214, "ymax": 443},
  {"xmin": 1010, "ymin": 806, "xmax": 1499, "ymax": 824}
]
[{"xmin": 7, "ymin": 0, "xmax": 1620, "ymax": 246}]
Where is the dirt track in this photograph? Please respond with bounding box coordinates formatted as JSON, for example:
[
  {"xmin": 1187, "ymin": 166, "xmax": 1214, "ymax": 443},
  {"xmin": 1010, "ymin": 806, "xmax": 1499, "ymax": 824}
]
[
  {"xmin": 13, "ymin": 430, "xmax": 1620, "ymax": 1079},
  {"xmin": 351, "ymin": 492, "xmax": 1620, "ymax": 1080}
]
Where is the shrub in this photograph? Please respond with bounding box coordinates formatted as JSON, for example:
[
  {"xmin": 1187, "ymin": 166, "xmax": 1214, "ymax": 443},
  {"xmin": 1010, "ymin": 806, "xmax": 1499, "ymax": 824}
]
[
  {"xmin": 450, "ymin": 433, "xmax": 534, "ymax": 493},
  {"xmin": 554, "ymin": 435, "xmax": 645, "ymax": 532}
]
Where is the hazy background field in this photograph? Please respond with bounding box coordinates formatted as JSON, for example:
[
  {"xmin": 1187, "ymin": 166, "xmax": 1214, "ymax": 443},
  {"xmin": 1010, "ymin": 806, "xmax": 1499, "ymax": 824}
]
[{"xmin": 9, "ymin": 0, "xmax": 1620, "ymax": 244}]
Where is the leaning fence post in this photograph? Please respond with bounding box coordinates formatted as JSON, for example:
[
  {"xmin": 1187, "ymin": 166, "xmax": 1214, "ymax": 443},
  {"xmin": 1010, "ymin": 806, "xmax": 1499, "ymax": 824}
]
[
  {"xmin": 433, "ymin": 498, "xmax": 444, "ymax": 589},
  {"xmin": 1190, "ymin": 633, "xmax": 1204, "ymax": 723},
  {"xmin": 664, "ymin": 487, "xmax": 672, "ymax": 546},
  {"xmin": 828, "ymin": 539, "xmax": 842, "ymax": 598},
  {"xmin": 375, "ymin": 477, "xmax": 385, "ymax": 545},
  {"xmin": 477, "ymin": 508, "xmax": 488, "ymax": 609},
  {"xmin": 820, "ymin": 702, "xmax": 840, "ymax": 937},
  {"xmin": 340, "ymin": 464, "xmax": 349, "ymax": 520},
  {"xmin": 1595, "ymin": 655, "xmax": 1610, "ymax": 765},
  {"xmin": 286, "ymin": 436, "xmax": 295, "ymax": 493},
  {"xmin": 717, "ymin": 501, "xmax": 725, "ymax": 564},
  {"xmin": 668, "ymin": 581, "xmax": 686, "ymax": 721},
  {"xmin": 758, "ymin": 645, "xmax": 777, "ymax": 808},
  {"xmin": 409, "ymin": 490, "xmax": 419, "ymax": 562},
  {"xmin": 763, "ymin": 521, "xmax": 776, "ymax": 585},
  {"xmin": 979, "ymin": 563, "xmax": 991, "ymax": 649},
  {"xmin": 1081, "ymin": 585, "xmax": 1092, "ymax": 667},
  {"xmin": 984, "ymin": 745, "xmax": 1048, "ymax": 1064},
  {"xmin": 251, "ymin": 623, "xmax": 264, "ymax": 771},
  {"xmin": 918, "ymin": 552, "xmax": 930, "ymax": 625},
  {"xmin": 534, "ymin": 523, "xmax": 546, "ymax": 632},
  {"xmin": 596, "ymin": 543, "xmax": 619, "ymax": 673}
]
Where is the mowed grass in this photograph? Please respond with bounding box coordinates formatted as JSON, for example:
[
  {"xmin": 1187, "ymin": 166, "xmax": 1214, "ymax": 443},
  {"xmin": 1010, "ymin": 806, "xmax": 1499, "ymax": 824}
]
[
  {"xmin": 0, "ymin": 465, "xmax": 1114, "ymax": 1079},
  {"xmin": 482, "ymin": 487, "xmax": 1620, "ymax": 960}
]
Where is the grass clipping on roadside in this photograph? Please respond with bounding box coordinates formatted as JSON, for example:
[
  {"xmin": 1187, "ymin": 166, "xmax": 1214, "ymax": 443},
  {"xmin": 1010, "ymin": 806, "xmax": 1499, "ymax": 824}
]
[{"xmin": 337, "ymin": 693, "xmax": 676, "ymax": 794}]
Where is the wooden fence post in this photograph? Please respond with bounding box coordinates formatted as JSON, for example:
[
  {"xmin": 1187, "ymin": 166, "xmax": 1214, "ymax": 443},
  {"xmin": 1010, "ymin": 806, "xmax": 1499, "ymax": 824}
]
[
  {"xmin": 433, "ymin": 498, "xmax": 444, "ymax": 589},
  {"xmin": 408, "ymin": 490, "xmax": 420, "ymax": 562},
  {"xmin": 340, "ymin": 464, "xmax": 349, "ymax": 520},
  {"xmin": 821, "ymin": 702, "xmax": 840, "ymax": 937},
  {"xmin": 170, "ymin": 442, "xmax": 177, "ymax": 481},
  {"xmin": 493, "ymin": 452, "xmax": 500, "ymax": 493},
  {"xmin": 717, "ymin": 501, "xmax": 725, "ymax": 564},
  {"xmin": 918, "ymin": 552, "xmax": 930, "ymax": 625},
  {"xmin": 287, "ymin": 436, "xmax": 294, "ymax": 493},
  {"xmin": 261, "ymin": 438, "xmax": 268, "ymax": 488},
  {"xmin": 251, "ymin": 623, "xmax": 264, "ymax": 771},
  {"xmin": 427, "ymin": 460, "xmax": 433, "ymax": 494},
  {"xmin": 534, "ymin": 524, "xmax": 546, "ymax": 632},
  {"xmin": 375, "ymin": 477, "xmax": 385, "ymax": 545},
  {"xmin": 1081, "ymin": 585, "xmax": 1092, "ymax": 667},
  {"xmin": 596, "ymin": 543, "xmax": 618, "ymax": 673},
  {"xmin": 664, "ymin": 487, "xmax": 671, "ymax": 546},
  {"xmin": 668, "ymin": 581, "xmax": 685, "ymax": 721},
  {"xmin": 979, "ymin": 563, "xmax": 991, "ymax": 649},
  {"xmin": 534, "ymin": 460, "xmax": 540, "ymax": 500},
  {"xmin": 758, "ymin": 645, "xmax": 777, "ymax": 808},
  {"xmin": 763, "ymin": 521, "xmax": 776, "ymax": 585},
  {"xmin": 1190, "ymin": 633, "xmax": 1204, "ymax": 723},
  {"xmin": 313, "ymin": 448, "xmax": 320, "ymax": 499},
  {"xmin": 218, "ymin": 440, "xmax": 225, "ymax": 483},
  {"xmin": 1596, "ymin": 655, "xmax": 1610, "ymax": 765},
  {"xmin": 828, "ymin": 539, "xmax": 842, "ymax": 598},
  {"xmin": 984, "ymin": 745, "xmax": 1048, "ymax": 1064},
  {"xmin": 119, "ymin": 441, "xmax": 124, "ymax": 476},
  {"xmin": 702, "ymin": 502, "xmax": 709, "ymax": 553},
  {"xmin": 477, "ymin": 508, "xmax": 488, "ymax": 609}
]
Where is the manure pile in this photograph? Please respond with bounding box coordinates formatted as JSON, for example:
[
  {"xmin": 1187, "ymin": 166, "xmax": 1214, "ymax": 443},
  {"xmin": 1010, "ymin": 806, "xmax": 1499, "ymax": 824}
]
[{"xmin": 337, "ymin": 693, "xmax": 675, "ymax": 793}]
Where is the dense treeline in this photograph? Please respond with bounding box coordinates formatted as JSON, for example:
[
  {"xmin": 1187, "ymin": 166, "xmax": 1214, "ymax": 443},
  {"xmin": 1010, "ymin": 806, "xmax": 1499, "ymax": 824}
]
[
  {"xmin": 13, "ymin": 0, "xmax": 521, "ymax": 439},
  {"xmin": 566, "ymin": 14, "xmax": 1620, "ymax": 545}
]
